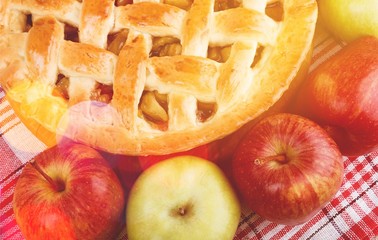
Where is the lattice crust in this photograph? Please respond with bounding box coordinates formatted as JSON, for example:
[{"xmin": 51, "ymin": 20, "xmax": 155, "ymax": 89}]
[{"xmin": 0, "ymin": 0, "xmax": 318, "ymax": 155}]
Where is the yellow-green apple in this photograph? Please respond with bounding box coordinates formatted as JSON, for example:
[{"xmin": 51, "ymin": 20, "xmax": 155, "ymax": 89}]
[
  {"xmin": 292, "ymin": 36, "xmax": 378, "ymax": 156},
  {"xmin": 232, "ymin": 113, "xmax": 344, "ymax": 225},
  {"xmin": 12, "ymin": 143, "xmax": 125, "ymax": 240},
  {"xmin": 318, "ymin": 0, "xmax": 378, "ymax": 42},
  {"xmin": 100, "ymin": 144, "xmax": 220, "ymax": 200},
  {"xmin": 126, "ymin": 156, "xmax": 241, "ymax": 239}
]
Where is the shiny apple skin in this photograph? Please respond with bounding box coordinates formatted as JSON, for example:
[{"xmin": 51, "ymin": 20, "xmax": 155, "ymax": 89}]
[
  {"xmin": 126, "ymin": 156, "xmax": 241, "ymax": 240},
  {"xmin": 232, "ymin": 113, "xmax": 344, "ymax": 225},
  {"xmin": 292, "ymin": 36, "xmax": 378, "ymax": 156},
  {"xmin": 318, "ymin": 0, "xmax": 378, "ymax": 42},
  {"xmin": 12, "ymin": 143, "xmax": 125, "ymax": 240},
  {"xmin": 137, "ymin": 143, "xmax": 220, "ymax": 170}
]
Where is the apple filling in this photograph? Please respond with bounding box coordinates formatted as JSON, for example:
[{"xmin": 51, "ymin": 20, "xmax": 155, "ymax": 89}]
[
  {"xmin": 64, "ymin": 24, "xmax": 80, "ymax": 43},
  {"xmin": 151, "ymin": 37, "xmax": 182, "ymax": 57},
  {"xmin": 55, "ymin": 75, "xmax": 70, "ymax": 99},
  {"xmin": 214, "ymin": 0, "xmax": 241, "ymax": 11},
  {"xmin": 266, "ymin": 1, "xmax": 284, "ymax": 21},
  {"xmin": 115, "ymin": 0, "xmax": 133, "ymax": 7},
  {"xmin": 139, "ymin": 91, "xmax": 217, "ymax": 131},
  {"xmin": 108, "ymin": 29, "xmax": 129, "ymax": 55},
  {"xmin": 139, "ymin": 91, "xmax": 169, "ymax": 131},
  {"xmin": 55, "ymin": 75, "xmax": 113, "ymax": 104}
]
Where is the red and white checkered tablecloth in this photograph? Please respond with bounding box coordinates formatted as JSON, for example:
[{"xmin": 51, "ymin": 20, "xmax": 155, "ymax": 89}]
[{"xmin": 1, "ymin": 25, "xmax": 378, "ymax": 240}]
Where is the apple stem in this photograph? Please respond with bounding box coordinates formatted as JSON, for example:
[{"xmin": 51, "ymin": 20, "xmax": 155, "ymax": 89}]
[
  {"xmin": 30, "ymin": 160, "xmax": 65, "ymax": 192},
  {"xmin": 254, "ymin": 154, "xmax": 288, "ymax": 165},
  {"xmin": 178, "ymin": 207, "xmax": 186, "ymax": 216}
]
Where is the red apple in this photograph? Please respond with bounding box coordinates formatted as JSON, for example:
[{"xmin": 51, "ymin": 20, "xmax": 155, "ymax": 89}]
[
  {"xmin": 12, "ymin": 143, "xmax": 125, "ymax": 240},
  {"xmin": 292, "ymin": 36, "xmax": 378, "ymax": 156},
  {"xmin": 232, "ymin": 113, "xmax": 344, "ymax": 225},
  {"xmin": 100, "ymin": 151, "xmax": 141, "ymax": 199}
]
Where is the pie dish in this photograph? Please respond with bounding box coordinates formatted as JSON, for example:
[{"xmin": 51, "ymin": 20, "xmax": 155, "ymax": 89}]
[{"xmin": 0, "ymin": 0, "xmax": 317, "ymax": 155}]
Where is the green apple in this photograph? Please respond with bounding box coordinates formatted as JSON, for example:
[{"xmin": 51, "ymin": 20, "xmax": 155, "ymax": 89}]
[
  {"xmin": 126, "ymin": 156, "xmax": 241, "ymax": 240},
  {"xmin": 318, "ymin": 0, "xmax": 378, "ymax": 42}
]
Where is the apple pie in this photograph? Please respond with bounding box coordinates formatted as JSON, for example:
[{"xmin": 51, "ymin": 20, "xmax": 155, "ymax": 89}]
[{"xmin": 0, "ymin": 0, "xmax": 317, "ymax": 155}]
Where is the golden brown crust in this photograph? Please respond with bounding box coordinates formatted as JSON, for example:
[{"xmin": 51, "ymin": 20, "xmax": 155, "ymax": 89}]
[
  {"xmin": 148, "ymin": 56, "xmax": 219, "ymax": 101},
  {"xmin": 80, "ymin": 0, "xmax": 114, "ymax": 48},
  {"xmin": 26, "ymin": 17, "xmax": 63, "ymax": 85},
  {"xmin": 181, "ymin": 0, "xmax": 213, "ymax": 56},
  {"xmin": 0, "ymin": 0, "xmax": 318, "ymax": 155},
  {"xmin": 211, "ymin": 8, "xmax": 278, "ymax": 46},
  {"xmin": 112, "ymin": 31, "xmax": 151, "ymax": 131},
  {"xmin": 0, "ymin": 0, "xmax": 26, "ymax": 32},
  {"xmin": 115, "ymin": 3, "xmax": 186, "ymax": 37},
  {"xmin": 59, "ymin": 41, "xmax": 117, "ymax": 84},
  {"xmin": 10, "ymin": 0, "xmax": 81, "ymax": 27}
]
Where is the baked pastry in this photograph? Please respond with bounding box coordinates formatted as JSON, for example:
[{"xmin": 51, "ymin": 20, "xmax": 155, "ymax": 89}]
[{"xmin": 0, "ymin": 0, "xmax": 317, "ymax": 155}]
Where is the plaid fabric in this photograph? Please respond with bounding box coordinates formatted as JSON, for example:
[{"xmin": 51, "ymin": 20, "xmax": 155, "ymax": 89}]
[{"xmin": 1, "ymin": 26, "xmax": 378, "ymax": 239}]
